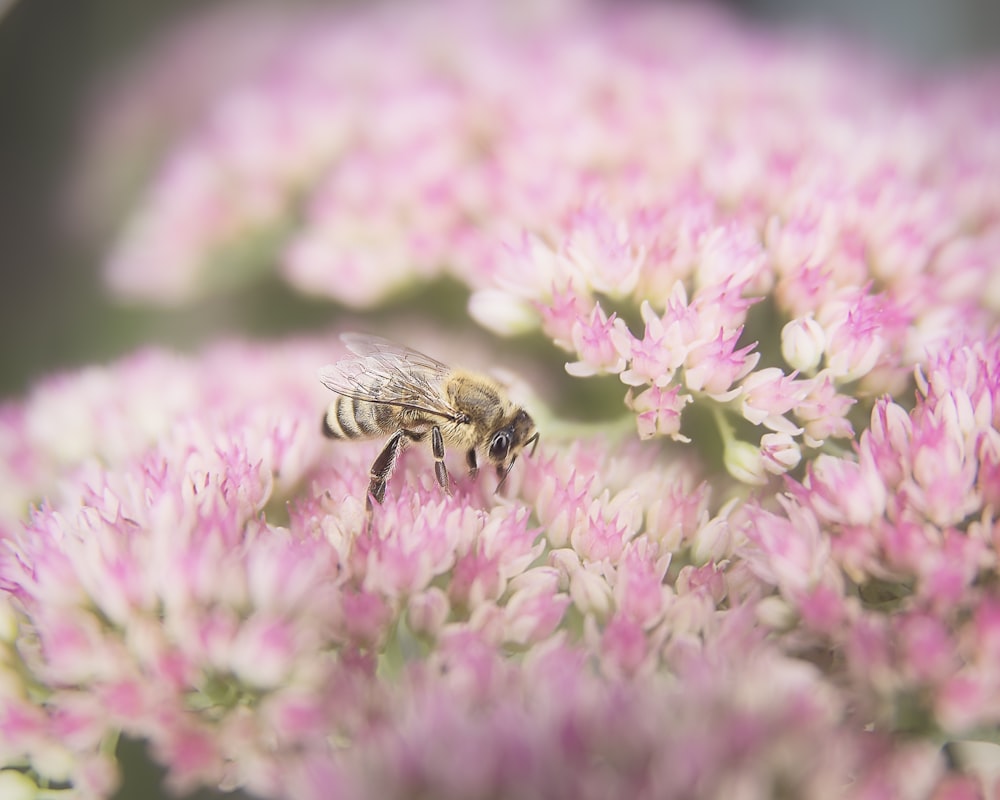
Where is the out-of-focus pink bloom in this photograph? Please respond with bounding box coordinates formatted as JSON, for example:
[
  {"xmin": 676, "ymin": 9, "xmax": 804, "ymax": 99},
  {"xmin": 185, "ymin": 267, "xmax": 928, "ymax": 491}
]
[
  {"xmin": 818, "ymin": 290, "xmax": 887, "ymax": 383},
  {"xmin": 744, "ymin": 498, "xmax": 835, "ymax": 597},
  {"xmin": 795, "ymin": 370, "xmax": 857, "ymax": 446},
  {"xmin": 565, "ymin": 204, "xmax": 645, "ymax": 298},
  {"xmin": 795, "ymin": 451, "xmax": 887, "ymax": 527},
  {"xmin": 613, "ymin": 540, "xmax": 671, "ymax": 628}
]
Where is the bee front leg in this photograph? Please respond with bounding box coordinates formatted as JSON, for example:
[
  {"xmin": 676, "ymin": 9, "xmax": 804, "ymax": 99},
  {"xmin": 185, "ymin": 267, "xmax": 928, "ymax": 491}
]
[
  {"xmin": 431, "ymin": 426, "xmax": 451, "ymax": 495},
  {"xmin": 466, "ymin": 448, "xmax": 478, "ymax": 480},
  {"xmin": 368, "ymin": 430, "xmax": 408, "ymax": 510}
]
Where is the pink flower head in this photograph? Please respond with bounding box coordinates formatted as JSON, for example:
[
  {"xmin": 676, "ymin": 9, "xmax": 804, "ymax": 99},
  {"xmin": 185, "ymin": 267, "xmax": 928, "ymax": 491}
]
[
  {"xmin": 684, "ymin": 325, "xmax": 760, "ymax": 400},
  {"xmin": 695, "ymin": 223, "xmax": 772, "ymax": 297},
  {"xmin": 740, "ymin": 367, "xmax": 810, "ymax": 434},
  {"xmin": 861, "ymin": 397, "xmax": 913, "ymax": 489},
  {"xmin": 616, "ymin": 300, "xmax": 687, "ymax": 387},
  {"xmin": 818, "ymin": 289, "xmax": 887, "ymax": 383},
  {"xmin": 743, "ymin": 497, "xmax": 834, "ymax": 597},
  {"xmin": 565, "ymin": 303, "xmax": 627, "ymax": 377},
  {"xmin": 538, "ymin": 285, "xmax": 594, "ymax": 351},
  {"xmin": 626, "ymin": 384, "xmax": 692, "ymax": 442},
  {"xmin": 565, "ymin": 203, "xmax": 645, "ymax": 297},
  {"xmin": 907, "ymin": 437, "xmax": 979, "ymax": 529},
  {"xmin": 613, "ymin": 540, "xmax": 671, "ymax": 628},
  {"xmin": 767, "ymin": 201, "xmax": 839, "ymax": 282},
  {"xmin": 796, "ymin": 451, "xmax": 887, "ymax": 528},
  {"xmin": 794, "ymin": 370, "xmax": 856, "ymax": 446}
]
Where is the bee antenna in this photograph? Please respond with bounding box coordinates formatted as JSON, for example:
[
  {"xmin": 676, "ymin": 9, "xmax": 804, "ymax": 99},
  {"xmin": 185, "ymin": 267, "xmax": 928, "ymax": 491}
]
[{"xmin": 527, "ymin": 432, "xmax": 539, "ymax": 456}]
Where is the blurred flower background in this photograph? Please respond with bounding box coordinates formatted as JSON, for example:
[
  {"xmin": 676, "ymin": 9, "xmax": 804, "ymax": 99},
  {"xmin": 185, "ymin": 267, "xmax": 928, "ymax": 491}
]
[{"xmin": 2, "ymin": 1, "xmax": 1000, "ymax": 799}]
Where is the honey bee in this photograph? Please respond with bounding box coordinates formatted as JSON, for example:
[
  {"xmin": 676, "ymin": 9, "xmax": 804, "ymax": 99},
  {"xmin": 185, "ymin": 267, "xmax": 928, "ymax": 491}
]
[{"xmin": 319, "ymin": 333, "xmax": 539, "ymax": 508}]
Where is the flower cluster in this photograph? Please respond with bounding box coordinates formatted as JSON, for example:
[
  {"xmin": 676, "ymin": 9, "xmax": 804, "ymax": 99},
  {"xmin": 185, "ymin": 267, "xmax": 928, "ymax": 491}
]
[
  {"xmin": 86, "ymin": 0, "xmax": 1000, "ymax": 484},
  {"xmin": 0, "ymin": 340, "xmax": 331, "ymax": 529},
  {"xmin": 742, "ymin": 334, "xmax": 1000, "ymax": 747},
  {"xmin": 15, "ymin": 0, "xmax": 1000, "ymax": 797},
  {"xmin": 3, "ymin": 330, "xmax": 998, "ymax": 797}
]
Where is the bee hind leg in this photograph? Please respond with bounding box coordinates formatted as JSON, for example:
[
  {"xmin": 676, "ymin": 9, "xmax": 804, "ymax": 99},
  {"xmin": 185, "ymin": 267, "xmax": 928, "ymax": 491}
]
[
  {"xmin": 367, "ymin": 430, "xmax": 409, "ymax": 509},
  {"xmin": 431, "ymin": 426, "xmax": 451, "ymax": 495}
]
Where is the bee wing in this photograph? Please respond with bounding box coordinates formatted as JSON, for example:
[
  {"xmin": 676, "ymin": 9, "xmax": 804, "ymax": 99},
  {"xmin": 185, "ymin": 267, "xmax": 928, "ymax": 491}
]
[{"xmin": 318, "ymin": 333, "xmax": 460, "ymax": 420}]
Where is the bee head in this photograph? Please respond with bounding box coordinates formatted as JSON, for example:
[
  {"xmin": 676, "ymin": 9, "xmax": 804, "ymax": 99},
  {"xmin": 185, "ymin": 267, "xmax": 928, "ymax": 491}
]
[{"xmin": 488, "ymin": 409, "xmax": 539, "ymax": 488}]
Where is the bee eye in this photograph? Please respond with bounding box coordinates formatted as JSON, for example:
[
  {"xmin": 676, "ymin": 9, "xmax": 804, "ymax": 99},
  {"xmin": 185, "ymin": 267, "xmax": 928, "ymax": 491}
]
[{"xmin": 489, "ymin": 432, "xmax": 511, "ymax": 462}]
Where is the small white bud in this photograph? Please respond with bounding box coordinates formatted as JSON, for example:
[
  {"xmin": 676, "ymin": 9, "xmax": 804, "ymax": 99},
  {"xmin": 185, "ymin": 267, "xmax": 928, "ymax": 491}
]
[
  {"xmin": 690, "ymin": 517, "xmax": 731, "ymax": 564},
  {"xmin": 760, "ymin": 432, "xmax": 802, "ymax": 474},
  {"xmin": 781, "ymin": 316, "xmax": 825, "ymax": 373}
]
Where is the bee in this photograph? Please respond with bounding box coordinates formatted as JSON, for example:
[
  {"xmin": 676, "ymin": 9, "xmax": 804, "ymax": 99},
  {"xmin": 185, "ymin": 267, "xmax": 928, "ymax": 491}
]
[{"xmin": 319, "ymin": 333, "xmax": 539, "ymax": 508}]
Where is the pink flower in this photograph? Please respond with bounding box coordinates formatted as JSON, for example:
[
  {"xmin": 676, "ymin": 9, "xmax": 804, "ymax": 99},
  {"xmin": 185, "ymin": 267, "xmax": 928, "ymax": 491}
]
[
  {"xmin": 613, "ymin": 540, "xmax": 671, "ymax": 628},
  {"xmin": 564, "ymin": 204, "xmax": 644, "ymax": 297},
  {"xmin": 818, "ymin": 290, "xmax": 887, "ymax": 383},
  {"xmin": 795, "ymin": 451, "xmax": 887, "ymax": 527},
  {"xmin": 740, "ymin": 367, "xmax": 810, "ymax": 434},
  {"xmin": 537, "ymin": 286, "xmax": 593, "ymax": 351},
  {"xmin": 684, "ymin": 326, "xmax": 759, "ymax": 400},
  {"xmin": 565, "ymin": 303, "xmax": 627, "ymax": 377},
  {"xmin": 626, "ymin": 383, "xmax": 692, "ymax": 441},
  {"xmin": 743, "ymin": 498, "xmax": 835, "ymax": 596},
  {"xmin": 615, "ymin": 300, "xmax": 686, "ymax": 387},
  {"xmin": 794, "ymin": 370, "xmax": 856, "ymax": 446},
  {"xmin": 759, "ymin": 431, "xmax": 802, "ymax": 475}
]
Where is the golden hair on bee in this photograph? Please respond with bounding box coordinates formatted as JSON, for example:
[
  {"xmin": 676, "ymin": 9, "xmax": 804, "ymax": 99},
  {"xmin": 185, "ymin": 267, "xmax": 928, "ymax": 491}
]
[{"xmin": 318, "ymin": 333, "xmax": 538, "ymax": 508}]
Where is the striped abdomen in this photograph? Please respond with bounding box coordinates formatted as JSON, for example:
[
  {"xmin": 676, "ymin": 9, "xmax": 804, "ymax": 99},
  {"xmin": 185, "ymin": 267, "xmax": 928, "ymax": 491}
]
[{"xmin": 322, "ymin": 395, "xmax": 395, "ymax": 440}]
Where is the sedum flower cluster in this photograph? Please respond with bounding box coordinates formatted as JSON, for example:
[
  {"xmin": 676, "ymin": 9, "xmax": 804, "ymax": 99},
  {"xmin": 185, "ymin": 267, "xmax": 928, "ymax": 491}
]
[{"xmin": 6, "ymin": 0, "xmax": 1000, "ymax": 797}]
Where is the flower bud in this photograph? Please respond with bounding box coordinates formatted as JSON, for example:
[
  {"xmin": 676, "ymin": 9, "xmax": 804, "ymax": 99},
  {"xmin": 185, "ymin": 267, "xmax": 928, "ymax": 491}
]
[
  {"xmin": 690, "ymin": 516, "xmax": 731, "ymax": 564},
  {"xmin": 760, "ymin": 432, "xmax": 802, "ymax": 475},
  {"xmin": 0, "ymin": 770, "xmax": 37, "ymax": 800},
  {"xmin": 569, "ymin": 568, "xmax": 613, "ymax": 618},
  {"xmin": 755, "ymin": 595, "xmax": 797, "ymax": 631},
  {"xmin": 781, "ymin": 316, "xmax": 825, "ymax": 373}
]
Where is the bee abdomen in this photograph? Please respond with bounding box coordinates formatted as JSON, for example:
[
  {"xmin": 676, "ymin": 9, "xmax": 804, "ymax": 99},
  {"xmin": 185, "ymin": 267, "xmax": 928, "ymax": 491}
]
[{"xmin": 322, "ymin": 396, "xmax": 386, "ymax": 440}]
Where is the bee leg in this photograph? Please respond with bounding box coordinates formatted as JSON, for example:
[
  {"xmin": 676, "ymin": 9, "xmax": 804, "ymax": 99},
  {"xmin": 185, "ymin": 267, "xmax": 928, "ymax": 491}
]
[
  {"xmin": 431, "ymin": 425, "xmax": 451, "ymax": 495},
  {"xmin": 466, "ymin": 448, "xmax": 478, "ymax": 480},
  {"xmin": 495, "ymin": 459, "xmax": 516, "ymax": 494},
  {"xmin": 367, "ymin": 430, "xmax": 408, "ymax": 509}
]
